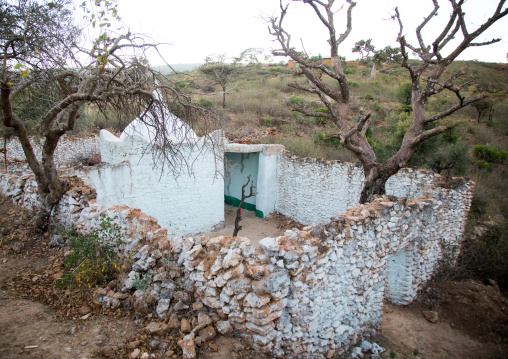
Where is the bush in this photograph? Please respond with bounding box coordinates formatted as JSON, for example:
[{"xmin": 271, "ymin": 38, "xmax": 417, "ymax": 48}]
[
  {"xmin": 57, "ymin": 215, "xmax": 123, "ymax": 290},
  {"xmin": 473, "ymin": 145, "xmax": 508, "ymax": 163},
  {"xmin": 198, "ymin": 97, "xmax": 215, "ymax": 110},
  {"xmin": 291, "ymin": 111, "xmax": 305, "ymax": 122},
  {"xmin": 315, "ymin": 108, "xmax": 330, "ymax": 125},
  {"xmin": 289, "ymin": 94, "xmax": 305, "ymax": 106},
  {"xmin": 459, "ymin": 221, "xmax": 508, "ymax": 290},
  {"xmin": 395, "ymin": 82, "xmax": 412, "ymax": 105},
  {"xmin": 364, "ymin": 92, "xmax": 373, "ymax": 100}
]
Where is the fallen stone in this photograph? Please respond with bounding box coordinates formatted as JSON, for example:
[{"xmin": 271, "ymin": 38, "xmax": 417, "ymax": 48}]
[
  {"xmin": 198, "ymin": 312, "xmax": 213, "ymax": 326},
  {"xmin": 192, "ymin": 302, "xmax": 204, "ymax": 311},
  {"xmin": 168, "ymin": 315, "xmax": 180, "ymax": 329},
  {"xmin": 174, "ymin": 301, "xmax": 189, "ymax": 311},
  {"xmin": 145, "ymin": 322, "xmax": 169, "ymax": 335},
  {"xmin": 177, "ymin": 333, "xmax": 196, "ymax": 359},
  {"xmin": 78, "ymin": 306, "xmax": 91, "ymax": 316},
  {"xmin": 198, "ymin": 326, "xmax": 216, "ymax": 342},
  {"xmin": 216, "ymin": 320, "xmax": 233, "ymax": 335},
  {"xmin": 423, "ymin": 310, "xmax": 439, "ymax": 323},
  {"xmin": 156, "ymin": 298, "xmax": 171, "ymax": 318},
  {"xmin": 126, "ymin": 340, "xmax": 141, "ymax": 350},
  {"xmin": 181, "ymin": 318, "xmax": 192, "ymax": 333},
  {"xmin": 130, "ymin": 348, "xmax": 140, "ymax": 359},
  {"xmin": 113, "ymin": 292, "xmax": 129, "ymax": 300},
  {"xmin": 99, "ymin": 346, "xmax": 115, "ymax": 358}
]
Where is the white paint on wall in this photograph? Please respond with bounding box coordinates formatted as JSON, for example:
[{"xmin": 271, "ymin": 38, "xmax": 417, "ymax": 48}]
[
  {"xmin": 276, "ymin": 154, "xmax": 364, "ymax": 225},
  {"xmin": 81, "ymin": 128, "xmax": 225, "ymax": 237},
  {"xmin": 255, "ymin": 146, "xmax": 282, "ymax": 217}
]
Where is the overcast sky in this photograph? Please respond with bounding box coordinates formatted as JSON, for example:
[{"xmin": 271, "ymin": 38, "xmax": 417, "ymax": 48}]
[{"xmin": 115, "ymin": 0, "xmax": 508, "ymax": 65}]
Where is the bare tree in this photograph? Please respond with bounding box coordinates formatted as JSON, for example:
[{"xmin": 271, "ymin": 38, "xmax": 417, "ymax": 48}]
[
  {"xmin": 268, "ymin": 0, "xmax": 507, "ymax": 203},
  {"xmin": 233, "ymin": 175, "xmax": 257, "ymax": 237},
  {"xmin": 0, "ymin": 0, "xmax": 221, "ymax": 230}
]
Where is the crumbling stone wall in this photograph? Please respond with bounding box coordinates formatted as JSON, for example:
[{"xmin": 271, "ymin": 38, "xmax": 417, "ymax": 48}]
[
  {"xmin": 172, "ymin": 176, "xmax": 473, "ymax": 357},
  {"xmin": 276, "ymin": 151, "xmax": 442, "ymax": 225},
  {"xmin": 0, "ymin": 158, "xmax": 474, "ymax": 358},
  {"xmin": 78, "ymin": 131, "xmax": 225, "ymax": 237},
  {"xmin": 4, "ymin": 135, "xmax": 99, "ymax": 167}
]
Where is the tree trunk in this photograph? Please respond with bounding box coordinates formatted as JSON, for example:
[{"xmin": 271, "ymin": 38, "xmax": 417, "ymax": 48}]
[
  {"xmin": 222, "ymin": 85, "xmax": 226, "ymax": 108},
  {"xmin": 32, "ymin": 134, "xmax": 67, "ymax": 231},
  {"xmin": 359, "ymin": 166, "xmax": 390, "ymax": 203}
]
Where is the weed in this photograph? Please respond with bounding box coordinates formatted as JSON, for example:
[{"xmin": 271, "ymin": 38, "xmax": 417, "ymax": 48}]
[
  {"xmin": 264, "ymin": 117, "xmax": 272, "ymax": 127},
  {"xmin": 389, "ymin": 350, "xmax": 397, "ymax": 358},
  {"xmin": 364, "ymin": 92, "xmax": 373, "ymax": 100},
  {"xmin": 289, "ymin": 94, "xmax": 304, "ymax": 106},
  {"xmin": 57, "ymin": 214, "xmax": 123, "ymax": 290},
  {"xmin": 315, "ymin": 108, "xmax": 330, "ymax": 125},
  {"xmin": 133, "ymin": 271, "xmax": 153, "ymax": 291}
]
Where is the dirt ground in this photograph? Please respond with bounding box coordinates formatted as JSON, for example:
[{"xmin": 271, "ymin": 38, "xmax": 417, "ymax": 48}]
[
  {"xmin": 205, "ymin": 204, "xmax": 301, "ymax": 247},
  {"xmin": 0, "ymin": 196, "xmax": 507, "ymax": 358}
]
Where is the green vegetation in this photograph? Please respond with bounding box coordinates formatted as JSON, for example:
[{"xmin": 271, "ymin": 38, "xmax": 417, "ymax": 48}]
[
  {"xmin": 57, "ymin": 215, "xmax": 123, "ymax": 290},
  {"xmin": 64, "ymin": 59, "xmax": 508, "ymax": 290}
]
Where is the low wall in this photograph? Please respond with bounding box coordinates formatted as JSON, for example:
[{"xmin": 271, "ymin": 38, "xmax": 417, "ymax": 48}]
[
  {"xmin": 275, "ymin": 151, "xmax": 441, "ymax": 225},
  {"xmin": 177, "ymin": 176, "xmax": 473, "ymax": 356},
  {"xmin": 4, "ymin": 135, "xmax": 99, "ymax": 167},
  {"xmin": 0, "ymin": 165, "xmax": 474, "ymax": 358}
]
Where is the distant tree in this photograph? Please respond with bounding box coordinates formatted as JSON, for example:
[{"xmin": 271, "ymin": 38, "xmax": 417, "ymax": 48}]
[
  {"xmin": 352, "ymin": 39, "xmax": 375, "ymax": 62},
  {"xmin": 373, "ymin": 46, "xmax": 403, "ymax": 65},
  {"xmin": 0, "ymin": 0, "xmax": 220, "ymax": 230},
  {"xmin": 472, "ymin": 98, "xmax": 494, "ymax": 123},
  {"xmin": 200, "ymin": 54, "xmax": 238, "ymax": 108},
  {"xmin": 235, "ymin": 48, "xmax": 264, "ymax": 64},
  {"xmin": 268, "ymin": 0, "xmax": 508, "ymax": 203}
]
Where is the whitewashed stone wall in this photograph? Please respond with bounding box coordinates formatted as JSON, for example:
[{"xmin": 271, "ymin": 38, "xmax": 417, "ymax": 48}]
[
  {"xmin": 174, "ymin": 175, "xmax": 473, "ymax": 357},
  {"xmin": 276, "ymin": 151, "xmax": 442, "ymax": 225},
  {"xmin": 4, "ymin": 135, "xmax": 99, "ymax": 166},
  {"xmin": 0, "ymin": 166, "xmax": 474, "ymax": 358},
  {"xmin": 78, "ymin": 130, "xmax": 225, "ymax": 237},
  {"xmin": 276, "ymin": 153, "xmax": 364, "ymax": 224}
]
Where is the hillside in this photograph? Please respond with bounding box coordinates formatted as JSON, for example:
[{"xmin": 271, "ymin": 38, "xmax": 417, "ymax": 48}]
[{"xmin": 176, "ymin": 59, "xmax": 508, "ymax": 289}]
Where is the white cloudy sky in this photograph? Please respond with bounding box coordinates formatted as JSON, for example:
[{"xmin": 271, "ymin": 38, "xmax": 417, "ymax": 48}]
[{"xmin": 115, "ymin": 0, "xmax": 508, "ymax": 65}]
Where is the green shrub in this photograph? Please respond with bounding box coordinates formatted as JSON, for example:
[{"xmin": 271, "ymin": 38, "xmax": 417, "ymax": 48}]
[
  {"xmin": 314, "ymin": 132, "xmax": 342, "ymax": 148},
  {"xmin": 371, "ymin": 101, "xmax": 382, "ymax": 111},
  {"xmin": 57, "ymin": 215, "xmax": 123, "ymax": 290},
  {"xmin": 459, "ymin": 221, "xmax": 508, "ymax": 290},
  {"xmin": 316, "ymin": 108, "xmax": 330, "ymax": 125},
  {"xmin": 264, "ymin": 117, "xmax": 272, "ymax": 127},
  {"xmin": 364, "ymin": 92, "xmax": 373, "ymax": 100},
  {"xmin": 476, "ymin": 160, "xmax": 493, "ymax": 171},
  {"xmin": 289, "ymin": 94, "xmax": 304, "ymax": 105},
  {"xmin": 344, "ymin": 67, "xmax": 357, "ymax": 74},
  {"xmin": 473, "ymin": 145, "xmax": 508, "ymax": 163},
  {"xmin": 348, "ymin": 80, "xmax": 359, "ymax": 87},
  {"xmin": 291, "ymin": 111, "xmax": 305, "ymax": 122},
  {"xmin": 395, "ymin": 82, "xmax": 412, "ymax": 105},
  {"xmin": 198, "ymin": 97, "xmax": 215, "ymax": 110}
]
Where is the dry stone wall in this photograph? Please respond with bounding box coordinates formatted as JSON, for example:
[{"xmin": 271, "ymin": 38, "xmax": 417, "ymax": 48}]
[
  {"xmin": 0, "ymin": 155, "xmax": 474, "ymax": 358},
  {"xmin": 276, "ymin": 151, "xmax": 442, "ymax": 225},
  {"xmin": 4, "ymin": 135, "xmax": 99, "ymax": 167}
]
